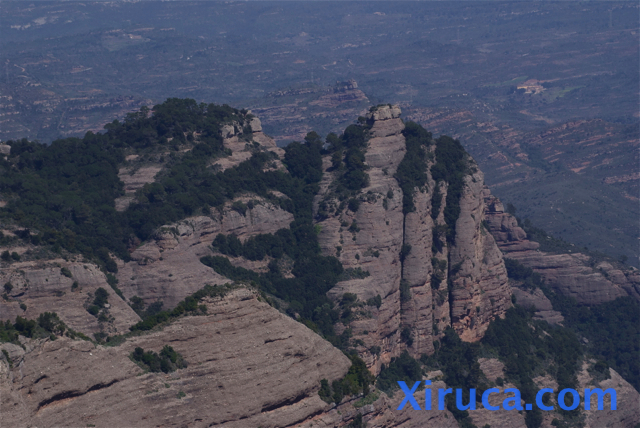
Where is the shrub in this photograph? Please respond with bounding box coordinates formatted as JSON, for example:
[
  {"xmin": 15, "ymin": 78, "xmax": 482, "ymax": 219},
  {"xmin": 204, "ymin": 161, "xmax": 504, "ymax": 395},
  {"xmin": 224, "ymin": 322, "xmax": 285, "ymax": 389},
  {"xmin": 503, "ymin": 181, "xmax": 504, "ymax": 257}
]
[
  {"xmin": 319, "ymin": 353, "xmax": 374, "ymax": 404},
  {"xmin": 93, "ymin": 287, "xmax": 109, "ymax": 308},
  {"xmin": 348, "ymin": 198, "xmax": 361, "ymax": 212},
  {"xmin": 366, "ymin": 295, "xmax": 382, "ymax": 309},
  {"xmin": 37, "ymin": 312, "xmax": 66, "ymax": 335},
  {"xmin": 400, "ymin": 280, "xmax": 411, "ymax": 303},
  {"xmin": 377, "ymin": 351, "xmax": 422, "ymax": 395},
  {"xmin": 400, "ymin": 244, "xmax": 412, "ymax": 262},
  {"xmin": 318, "ymin": 379, "xmax": 332, "ymax": 403},
  {"xmin": 131, "ymin": 345, "xmax": 187, "ymax": 373},
  {"xmin": 231, "ymin": 200, "xmax": 248, "ymax": 216},
  {"xmin": 60, "ymin": 267, "xmax": 73, "ymax": 278},
  {"xmin": 3, "ymin": 282, "xmax": 12, "ymax": 293},
  {"xmin": 401, "ymin": 326, "xmax": 414, "ymax": 346}
]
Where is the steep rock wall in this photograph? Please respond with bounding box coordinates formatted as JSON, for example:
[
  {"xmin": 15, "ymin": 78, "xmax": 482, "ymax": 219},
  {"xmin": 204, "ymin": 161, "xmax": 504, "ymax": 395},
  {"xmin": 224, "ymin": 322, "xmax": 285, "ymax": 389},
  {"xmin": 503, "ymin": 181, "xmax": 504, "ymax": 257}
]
[
  {"xmin": 317, "ymin": 107, "xmax": 406, "ymax": 373},
  {"xmin": 447, "ymin": 169, "xmax": 512, "ymax": 341},
  {"xmin": 315, "ymin": 106, "xmax": 511, "ymax": 372}
]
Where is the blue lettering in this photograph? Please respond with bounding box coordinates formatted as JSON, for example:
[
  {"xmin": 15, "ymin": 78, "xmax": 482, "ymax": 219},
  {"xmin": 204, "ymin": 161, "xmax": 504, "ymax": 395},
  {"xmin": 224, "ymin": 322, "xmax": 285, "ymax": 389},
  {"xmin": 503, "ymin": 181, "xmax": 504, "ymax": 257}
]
[
  {"xmin": 558, "ymin": 388, "xmax": 580, "ymax": 411},
  {"xmin": 438, "ymin": 388, "xmax": 453, "ymax": 410},
  {"xmin": 584, "ymin": 388, "xmax": 617, "ymax": 411},
  {"xmin": 397, "ymin": 381, "xmax": 422, "ymax": 410},
  {"xmin": 424, "ymin": 380, "xmax": 432, "ymax": 410},
  {"xmin": 482, "ymin": 388, "xmax": 500, "ymax": 411},
  {"xmin": 456, "ymin": 388, "xmax": 476, "ymax": 410},
  {"xmin": 503, "ymin": 388, "xmax": 523, "ymax": 411},
  {"xmin": 536, "ymin": 388, "xmax": 554, "ymax": 411}
]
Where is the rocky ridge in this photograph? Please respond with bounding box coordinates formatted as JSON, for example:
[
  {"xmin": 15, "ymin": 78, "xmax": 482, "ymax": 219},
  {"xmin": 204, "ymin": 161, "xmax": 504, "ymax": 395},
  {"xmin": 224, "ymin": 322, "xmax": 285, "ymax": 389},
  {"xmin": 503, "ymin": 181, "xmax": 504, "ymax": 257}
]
[
  {"xmin": 314, "ymin": 105, "xmax": 512, "ymax": 373},
  {"xmin": 0, "ymin": 288, "xmax": 353, "ymax": 427},
  {"xmin": 483, "ymin": 193, "xmax": 640, "ymax": 305},
  {"xmin": 1, "ymin": 105, "xmax": 637, "ymax": 428}
]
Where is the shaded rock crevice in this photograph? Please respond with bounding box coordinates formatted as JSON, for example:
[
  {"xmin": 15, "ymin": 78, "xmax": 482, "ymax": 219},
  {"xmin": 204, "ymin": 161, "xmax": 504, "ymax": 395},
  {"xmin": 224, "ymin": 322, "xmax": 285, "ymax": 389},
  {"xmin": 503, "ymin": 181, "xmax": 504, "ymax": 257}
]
[{"xmin": 37, "ymin": 379, "xmax": 119, "ymax": 411}]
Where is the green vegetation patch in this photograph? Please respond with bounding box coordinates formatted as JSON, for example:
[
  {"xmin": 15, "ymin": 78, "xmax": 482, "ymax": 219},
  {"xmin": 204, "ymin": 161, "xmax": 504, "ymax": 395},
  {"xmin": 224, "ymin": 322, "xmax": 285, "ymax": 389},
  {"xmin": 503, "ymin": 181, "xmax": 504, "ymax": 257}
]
[
  {"xmin": 482, "ymin": 306, "xmax": 582, "ymax": 428},
  {"xmin": 1, "ymin": 312, "xmax": 90, "ymax": 345},
  {"xmin": 130, "ymin": 345, "xmax": 187, "ymax": 373},
  {"xmin": 431, "ymin": 135, "xmax": 471, "ymax": 244},
  {"xmin": 542, "ymin": 289, "xmax": 640, "ymax": 392},
  {"xmin": 377, "ymin": 350, "xmax": 423, "ymax": 396},
  {"xmin": 395, "ymin": 121, "xmax": 432, "ymax": 214},
  {"xmin": 0, "ymin": 99, "xmax": 248, "ymax": 265},
  {"xmin": 318, "ymin": 352, "xmax": 374, "ymax": 404}
]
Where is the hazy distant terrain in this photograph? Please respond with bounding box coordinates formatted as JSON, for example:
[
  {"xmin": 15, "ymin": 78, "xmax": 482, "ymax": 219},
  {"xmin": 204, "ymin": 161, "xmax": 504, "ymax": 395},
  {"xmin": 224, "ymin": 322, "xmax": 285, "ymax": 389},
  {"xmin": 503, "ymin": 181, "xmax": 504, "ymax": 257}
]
[{"xmin": 0, "ymin": 1, "xmax": 638, "ymax": 263}]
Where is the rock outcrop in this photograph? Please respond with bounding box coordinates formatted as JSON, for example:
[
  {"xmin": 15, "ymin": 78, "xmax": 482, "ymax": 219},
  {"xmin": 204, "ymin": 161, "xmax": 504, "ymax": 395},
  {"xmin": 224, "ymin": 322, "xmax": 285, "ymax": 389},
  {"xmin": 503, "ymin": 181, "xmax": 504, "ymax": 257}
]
[
  {"xmin": 117, "ymin": 196, "xmax": 294, "ymax": 308},
  {"xmin": 3, "ymin": 105, "xmax": 636, "ymax": 428},
  {"xmin": 484, "ymin": 193, "xmax": 640, "ymax": 305},
  {"xmin": 314, "ymin": 105, "xmax": 511, "ymax": 373},
  {"xmin": 0, "ymin": 260, "xmax": 140, "ymax": 337},
  {"xmin": 212, "ymin": 115, "xmax": 285, "ymax": 172},
  {"xmin": 510, "ymin": 286, "xmax": 564, "ymax": 325},
  {"xmin": 0, "ymin": 287, "xmax": 354, "ymax": 427},
  {"xmin": 115, "ymin": 165, "xmax": 163, "ymax": 211}
]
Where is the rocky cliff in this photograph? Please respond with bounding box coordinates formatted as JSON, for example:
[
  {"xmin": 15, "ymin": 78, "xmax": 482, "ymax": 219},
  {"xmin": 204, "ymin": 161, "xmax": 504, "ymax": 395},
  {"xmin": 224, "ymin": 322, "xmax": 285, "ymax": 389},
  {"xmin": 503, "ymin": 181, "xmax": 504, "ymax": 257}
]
[
  {"xmin": 1, "ymin": 103, "xmax": 637, "ymax": 428},
  {"xmin": 314, "ymin": 105, "xmax": 511, "ymax": 373},
  {"xmin": 0, "ymin": 287, "xmax": 352, "ymax": 427},
  {"xmin": 484, "ymin": 193, "xmax": 640, "ymax": 305}
]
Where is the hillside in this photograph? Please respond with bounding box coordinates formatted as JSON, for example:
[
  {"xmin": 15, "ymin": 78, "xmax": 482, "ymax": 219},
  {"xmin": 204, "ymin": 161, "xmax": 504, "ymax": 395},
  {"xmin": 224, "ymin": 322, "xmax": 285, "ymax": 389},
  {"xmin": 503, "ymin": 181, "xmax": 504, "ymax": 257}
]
[
  {"xmin": 1, "ymin": 2, "xmax": 637, "ymax": 265},
  {"xmin": 0, "ymin": 101, "xmax": 638, "ymax": 427}
]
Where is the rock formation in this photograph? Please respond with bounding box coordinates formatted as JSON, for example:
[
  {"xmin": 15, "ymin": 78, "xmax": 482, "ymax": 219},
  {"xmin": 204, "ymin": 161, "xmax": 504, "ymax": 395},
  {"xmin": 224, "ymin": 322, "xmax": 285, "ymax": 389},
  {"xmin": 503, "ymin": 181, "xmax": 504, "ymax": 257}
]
[
  {"xmin": 1, "ymin": 105, "xmax": 637, "ymax": 428},
  {"xmin": 0, "ymin": 260, "xmax": 140, "ymax": 337},
  {"xmin": 314, "ymin": 105, "xmax": 511, "ymax": 373},
  {"xmin": 117, "ymin": 196, "xmax": 294, "ymax": 309},
  {"xmin": 0, "ymin": 288, "xmax": 352, "ymax": 427},
  {"xmin": 484, "ymin": 193, "xmax": 640, "ymax": 305}
]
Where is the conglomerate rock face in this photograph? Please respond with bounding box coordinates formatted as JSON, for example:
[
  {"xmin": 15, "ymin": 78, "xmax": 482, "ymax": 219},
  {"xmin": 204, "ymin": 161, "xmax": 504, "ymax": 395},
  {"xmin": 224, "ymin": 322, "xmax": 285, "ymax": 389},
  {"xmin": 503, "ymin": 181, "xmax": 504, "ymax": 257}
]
[
  {"xmin": 0, "ymin": 288, "xmax": 352, "ymax": 428},
  {"xmin": 447, "ymin": 169, "xmax": 512, "ymax": 342},
  {"xmin": 483, "ymin": 193, "xmax": 640, "ymax": 305},
  {"xmin": 0, "ymin": 260, "xmax": 140, "ymax": 337},
  {"xmin": 1, "ymin": 107, "xmax": 638, "ymax": 428},
  {"xmin": 314, "ymin": 105, "xmax": 511, "ymax": 373},
  {"xmin": 116, "ymin": 196, "xmax": 295, "ymax": 309}
]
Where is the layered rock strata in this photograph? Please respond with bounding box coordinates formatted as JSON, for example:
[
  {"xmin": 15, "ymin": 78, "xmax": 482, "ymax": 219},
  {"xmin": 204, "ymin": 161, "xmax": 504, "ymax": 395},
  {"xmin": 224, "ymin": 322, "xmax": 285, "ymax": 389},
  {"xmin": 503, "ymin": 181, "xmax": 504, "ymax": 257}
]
[
  {"xmin": 117, "ymin": 196, "xmax": 294, "ymax": 308},
  {"xmin": 0, "ymin": 288, "xmax": 352, "ymax": 428},
  {"xmin": 0, "ymin": 260, "xmax": 140, "ymax": 337},
  {"xmin": 484, "ymin": 193, "xmax": 640, "ymax": 305}
]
